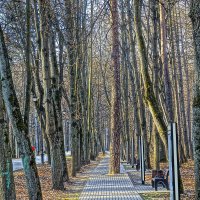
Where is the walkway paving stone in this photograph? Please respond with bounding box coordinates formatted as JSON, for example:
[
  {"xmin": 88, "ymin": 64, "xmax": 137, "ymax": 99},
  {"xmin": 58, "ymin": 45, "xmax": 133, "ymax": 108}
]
[
  {"xmin": 123, "ymin": 163, "xmax": 167, "ymax": 193},
  {"xmin": 79, "ymin": 154, "xmax": 143, "ymax": 200}
]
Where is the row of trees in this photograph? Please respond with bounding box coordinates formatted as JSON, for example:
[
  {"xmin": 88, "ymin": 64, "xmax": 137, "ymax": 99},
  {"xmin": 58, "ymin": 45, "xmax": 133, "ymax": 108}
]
[{"xmin": 0, "ymin": 0, "xmax": 200, "ymax": 199}]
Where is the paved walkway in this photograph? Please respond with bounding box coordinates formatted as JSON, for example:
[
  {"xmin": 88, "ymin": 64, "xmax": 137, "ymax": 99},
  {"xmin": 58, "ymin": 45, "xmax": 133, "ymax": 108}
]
[
  {"xmin": 124, "ymin": 166, "xmax": 166, "ymax": 193},
  {"xmin": 79, "ymin": 154, "xmax": 143, "ymax": 200}
]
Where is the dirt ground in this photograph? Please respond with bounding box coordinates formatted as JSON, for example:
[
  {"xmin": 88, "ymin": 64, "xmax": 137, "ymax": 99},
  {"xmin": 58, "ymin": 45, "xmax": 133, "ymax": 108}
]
[
  {"xmin": 15, "ymin": 154, "xmax": 104, "ymax": 200},
  {"xmin": 144, "ymin": 160, "xmax": 195, "ymax": 200},
  {"xmin": 15, "ymin": 156, "xmax": 195, "ymax": 200}
]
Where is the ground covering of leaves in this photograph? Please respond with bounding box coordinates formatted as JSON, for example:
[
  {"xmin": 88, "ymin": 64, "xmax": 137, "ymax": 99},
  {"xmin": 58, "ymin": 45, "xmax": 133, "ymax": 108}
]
[
  {"xmin": 14, "ymin": 156, "xmax": 195, "ymax": 200},
  {"xmin": 15, "ymin": 154, "xmax": 104, "ymax": 200},
  {"xmin": 142, "ymin": 160, "xmax": 195, "ymax": 200}
]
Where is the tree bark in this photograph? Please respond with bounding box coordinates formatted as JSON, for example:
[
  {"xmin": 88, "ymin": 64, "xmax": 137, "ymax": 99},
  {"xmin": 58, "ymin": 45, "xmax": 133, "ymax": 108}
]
[
  {"xmin": 24, "ymin": 0, "xmax": 32, "ymax": 128},
  {"xmin": 49, "ymin": 30, "xmax": 69, "ymax": 182},
  {"xmin": 174, "ymin": 9, "xmax": 190, "ymax": 158},
  {"xmin": 109, "ymin": 0, "xmax": 121, "ymax": 174},
  {"xmin": 120, "ymin": 0, "xmax": 130, "ymax": 164},
  {"xmin": 126, "ymin": 0, "xmax": 145, "ymax": 166},
  {"xmin": 159, "ymin": 1, "xmax": 174, "ymax": 122},
  {"xmin": 152, "ymin": 0, "xmax": 160, "ymax": 169},
  {"xmin": 38, "ymin": 0, "xmax": 66, "ymax": 189},
  {"xmin": 0, "ymin": 25, "xmax": 43, "ymax": 200},
  {"xmin": 0, "ymin": 81, "xmax": 16, "ymax": 200},
  {"xmin": 178, "ymin": 2, "xmax": 193, "ymax": 158},
  {"xmin": 134, "ymin": 0, "xmax": 168, "ymax": 154},
  {"xmin": 64, "ymin": 0, "xmax": 79, "ymax": 177},
  {"xmin": 189, "ymin": 1, "xmax": 200, "ymax": 198}
]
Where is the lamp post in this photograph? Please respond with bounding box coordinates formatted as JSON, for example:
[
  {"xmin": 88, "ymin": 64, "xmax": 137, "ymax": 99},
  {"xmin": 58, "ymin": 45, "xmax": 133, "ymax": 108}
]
[
  {"xmin": 131, "ymin": 136, "xmax": 135, "ymax": 168},
  {"xmin": 140, "ymin": 135, "xmax": 145, "ymax": 184},
  {"xmin": 105, "ymin": 128, "xmax": 108, "ymax": 151},
  {"xmin": 168, "ymin": 123, "xmax": 180, "ymax": 200}
]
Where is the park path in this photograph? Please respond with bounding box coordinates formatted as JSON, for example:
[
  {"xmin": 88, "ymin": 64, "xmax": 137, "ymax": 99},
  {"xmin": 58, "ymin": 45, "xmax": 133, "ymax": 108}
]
[{"xmin": 79, "ymin": 154, "xmax": 143, "ymax": 200}]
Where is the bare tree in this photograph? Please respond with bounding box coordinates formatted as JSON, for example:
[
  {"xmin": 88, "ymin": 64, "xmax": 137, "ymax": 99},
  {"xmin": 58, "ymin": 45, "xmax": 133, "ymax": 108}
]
[
  {"xmin": 0, "ymin": 25, "xmax": 43, "ymax": 200},
  {"xmin": 0, "ymin": 81, "xmax": 16, "ymax": 200},
  {"xmin": 109, "ymin": 0, "xmax": 121, "ymax": 174}
]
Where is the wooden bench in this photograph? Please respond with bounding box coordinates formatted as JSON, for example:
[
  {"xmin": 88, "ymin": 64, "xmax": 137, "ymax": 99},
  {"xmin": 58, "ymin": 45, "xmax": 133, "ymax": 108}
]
[{"xmin": 151, "ymin": 169, "xmax": 169, "ymax": 191}]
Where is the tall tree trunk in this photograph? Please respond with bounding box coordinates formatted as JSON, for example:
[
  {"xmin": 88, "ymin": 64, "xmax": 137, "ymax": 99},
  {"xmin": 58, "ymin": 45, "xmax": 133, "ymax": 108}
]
[
  {"xmin": 49, "ymin": 31, "xmax": 69, "ymax": 182},
  {"xmin": 0, "ymin": 25, "xmax": 43, "ymax": 200},
  {"xmin": 33, "ymin": 0, "xmax": 51, "ymax": 165},
  {"xmin": 38, "ymin": 0, "xmax": 65, "ymax": 189},
  {"xmin": 75, "ymin": 0, "xmax": 83, "ymax": 170},
  {"xmin": 168, "ymin": 10, "xmax": 187, "ymax": 163},
  {"xmin": 178, "ymin": 2, "xmax": 193, "ymax": 158},
  {"xmin": 174, "ymin": 10, "xmax": 190, "ymax": 158},
  {"xmin": 160, "ymin": 1, "xmax": 174, "ymax": 122},
  {"xmin": 64, "ymin": 0, "xmax": 79, "ymax": 177},
  {"xmin": 88, "ymin": 1, "xmax": 94, "ymax": 160},
  {"xmin": 96, "ymin": 77, "xmax": 105, "ymax": 155},
  {"xmin": 134, "ymin": 0, "xmax": 168, "ymax": 154},
  {"xmin": 80, "ymin": 0, "xmax": 90, "ymax": 164},
  {"xmin": 152, "ymin": 0, "xmax": 160, "ymax": 169},
  {"xmin": 126, "ymin": 0, "xmax": 145, "ymax": 165},
  {"xmin": 109, "ymin": 0, "xmax": 121, "ymax": 174},
  {"xmin": 24, "ymin": 0, "xmax": 32, "ymax": 127},
  {"xmin": 121, "ymin": 0, "xmax": 130, "ymax": 163},
  {"xmin": 189, "ymin": 1, "xmax": 200, "ymax": 198},
  {"xmin": 0, "ymin": 82, "xmax": 16, "ymax": 200}
]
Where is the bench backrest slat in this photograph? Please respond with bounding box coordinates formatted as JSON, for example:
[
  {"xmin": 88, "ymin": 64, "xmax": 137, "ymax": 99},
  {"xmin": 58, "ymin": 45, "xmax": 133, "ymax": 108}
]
[{"xmin": 152, "ymin": 169, "xmax": 169, "ymax": 179}]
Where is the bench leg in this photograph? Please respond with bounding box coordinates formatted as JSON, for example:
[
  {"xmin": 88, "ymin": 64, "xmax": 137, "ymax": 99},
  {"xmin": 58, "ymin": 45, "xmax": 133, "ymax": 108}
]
[
  {"xmin": 152, "ymin": 180, "xmax": 154, "ymax": 188},
  {"xmin": 166, "ymin": 181, "xmax": 169, "ymax": 190},
  {"xmin": 154, "ymin": 180, "xmax": 158, "ymax": 191}
]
